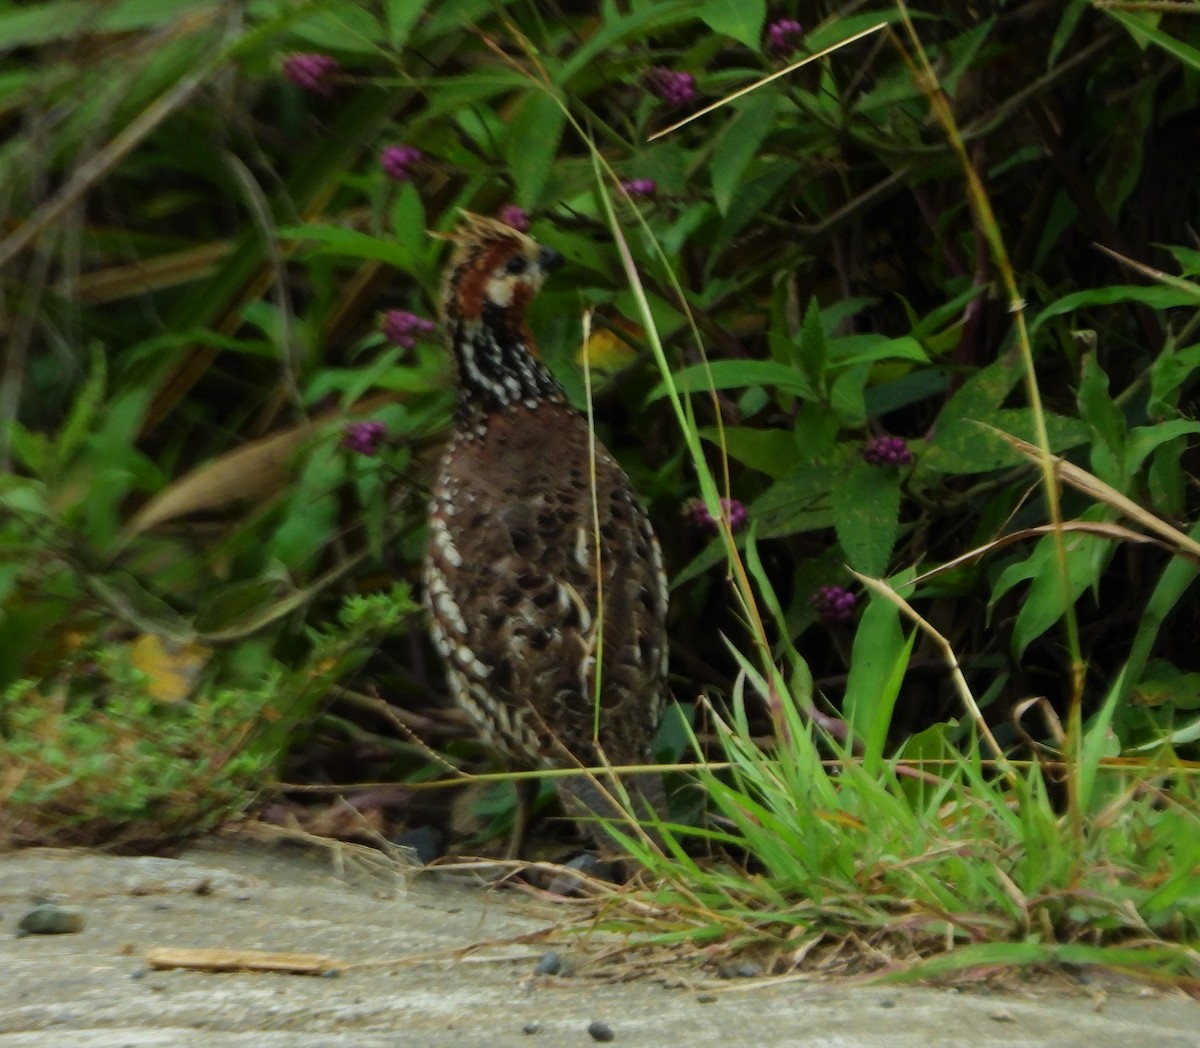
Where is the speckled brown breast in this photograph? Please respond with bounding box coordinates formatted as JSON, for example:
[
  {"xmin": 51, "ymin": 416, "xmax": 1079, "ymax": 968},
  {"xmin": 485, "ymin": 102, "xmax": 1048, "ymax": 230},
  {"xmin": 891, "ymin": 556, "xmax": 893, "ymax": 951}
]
[{"xmin": 423, "ymin": 400, "xmax": 668, "ymax": 772}]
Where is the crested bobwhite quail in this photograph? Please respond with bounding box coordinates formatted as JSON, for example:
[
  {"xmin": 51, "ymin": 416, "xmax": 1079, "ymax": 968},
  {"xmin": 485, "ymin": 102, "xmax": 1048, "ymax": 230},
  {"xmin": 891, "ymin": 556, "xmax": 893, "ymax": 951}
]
[{"xmin": 423, "ymin": 212, "xmax": 669, "ymax": 856}]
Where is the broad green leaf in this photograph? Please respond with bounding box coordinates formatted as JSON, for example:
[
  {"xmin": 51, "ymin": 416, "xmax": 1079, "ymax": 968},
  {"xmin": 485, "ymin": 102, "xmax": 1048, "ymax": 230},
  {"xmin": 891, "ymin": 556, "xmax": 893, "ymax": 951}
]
[
  {"xmin": 0, "ymin": 0, "xmax": 216, "ymax": 48},
  {"xmin": 707, "ymin": 160, "xmax": 797, "ymax": 269},
  {"xmin": 650, "ymin": 359, "xmax": 815, "ymax": 401},
  {"xmin": 1076, "ymin": 354, "xmax": 1125, "ymax": 486},
  {"xmin": 795, "ymin": 298, "xmax": 826, "ymax": 391},
  {"xmin": 389, "ymin": 181, "xmax": 427, "ymax": 270},
  {"xmin": 289, "ymin": 1, "xmax": 381, "ymax": 50},
  {"xmin": 1104, "ymin": 7, "xmax": 1200, "ymax": 72},
  {"xmin": 1031, "ymin": 284, "xmax": 1200, "ymax": 338},
  {"xmin": 699, "ymin": 426, "xmax": 797, "ymax": 478},
  {"xmin": 280, "ymin": 224, "xmax": 414, "ymax": 270},
  {"xmin": 804, "ymin": 10, "xmax": 904, "ymax": 52},
  {"xmin": 1125, "ymin": 419, "xmax": 1200, "ymax": 475},
  {"xmin": 929, "ymin": 349, "xmax": 1021, "ymax": 443},
  {"xmin": 506, "ymin": 91, "xmax": 565, "ymax": 208},
  {"xmin": 1148, "ymin": 342, "xmax": 1200, "ymax": 418},
  {"xmin": 699, "ymin": 0, "xmax": 765, "ymax": 50},
  {"xmin": 828, "ymin": 333, "xmax": 929, "ymax": 366},
  {"xmin": 384, "ymin": 0, "xmax": 429, "ymax": 49},
  {"xmin": 831, "ymin": 456, "xmax": 901, "ymax": 577},
  {"xmin": 710, "ymin": 93, "xmax": 778, "ymax": 215},
  {"xmin": 829, "ymin": 363, "xmax": 868, "ymax": 427},
  {"xmin": 557, "ymin": 1, "xmax": 694, "ymax": 83},
  {"xmin": 924, "ymin": 408, "xmax": 1088, "ymax": 474},
  {"xmin": 991, "ymin": 508, "xmax": 1113, "ymax": 660},
  {"xmin": 53, "ymin": 348, "xmax": 107, "ymax": 476},
  {"xmin": 844, "ymin": 599, "xmax": 913, "ymax": 776}
]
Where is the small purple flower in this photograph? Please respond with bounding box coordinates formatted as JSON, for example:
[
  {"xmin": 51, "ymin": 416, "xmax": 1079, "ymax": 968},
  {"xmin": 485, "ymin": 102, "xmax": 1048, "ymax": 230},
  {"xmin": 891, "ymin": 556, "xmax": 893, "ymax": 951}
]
[
  {"xmin": 621, "ymin": 178, "xmax": 658, "ymax": 197},
  {"xmin": 766, "ymin": 18, "xmax": 804, "ymax": 57},
  {"xmin": 380, "ymin": 145, "xmax": 424, "ymax": 181},
  {"xmin": 646, "ymin": 67, "xmax": 697, "ymax": 106},
  {"xmin": 686, "ymin": 497, "xmax": 748, "ymax": 533},
  {"xmin": 342, "ymin": 420, "xmax": 388, "ymax": 456},
  {"xmin": 283, "ymin": 53, "xmax": 340, "ymax": 96},
  {"xmin": 862, "ymin": 435, "xmax": 913, "ymax": 466},
  {"xmin": 498, "ymin": 205, "xmax": 529, "ymax": 232},
  {"xmin": 813, "ymin": 585, "xmax": 857, "ymax": 625},
  {"xmin": 382, "ymin": 309, "xmax": 436, "ymax": 349}
]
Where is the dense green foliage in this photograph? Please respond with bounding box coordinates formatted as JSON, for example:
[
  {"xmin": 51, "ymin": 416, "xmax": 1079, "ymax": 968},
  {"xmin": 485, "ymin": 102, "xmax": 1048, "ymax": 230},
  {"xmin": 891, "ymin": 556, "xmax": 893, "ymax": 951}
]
[{"xmin": 2, "ymin": 0, "xmax": 1200, "ymax": 975}]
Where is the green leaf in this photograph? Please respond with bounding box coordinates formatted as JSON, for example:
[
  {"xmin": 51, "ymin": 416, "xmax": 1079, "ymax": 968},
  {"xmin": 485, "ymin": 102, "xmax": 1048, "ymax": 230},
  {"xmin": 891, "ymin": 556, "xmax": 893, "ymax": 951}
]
[
  {"xmin": 710, "ymin": 93, "xmax": 778, "ymax": 215},
  {"xmin": 827, "ymin": 333, "xmax": 929, "ymax": 366},
  {"xmin": 926, "ymin": 409, "xmax": 1087, "ymax": 474},
  {"xmin": 288, "ymin": 2, "xmax": 381, "ymax": 51},
  {"xmin": 556, "ymin": 2, "xmax": 694, "ymax": 83},
  {"xmin": 389, "ymin": 181, "xmax": 427, "ymax": 271},
  {"xmin": 1031, "ymin": 284, "xmax": 1200, "ymax": 338},
  {"xmin": 1104, "ymin": 7, "xmax": 1200, "ymax": 72},
  {"xmin": 506, "ymin": 91, "xmax": 565, "ymax": 209},
  {"xmin": 748, "ymin": 460, "xmax": 835, "ymax": 535},
  {"xmin": 53, "ymin": 349, "xmax": 107, "ymax": 475},
  {"xmin": 650, "ymin": 359, "xmax": 815, "ymax": 401},
  {"xmin": 795, "ymin": 298, "xmax": 827, "ymax": 392},
  {"xmin": 1076, "ymin": 354, "xmax": 1125, "ymax": 486},
  {"xmin": 991, "ymin": 508, "xmax": 1113, "ymax": 660},
  {"xmin": 698, "ymin": 0, "xmax": 765, "ymax": 49},
  {"xmin": 844, "ymin": 597, "xmax": 913, "ymax": 775},
  {"xmin": 829, "ymin": 364, "xmax": 868, "ymax": 427},
  {"xmin": 831, "ymin": 456, "xmax": 901, "ymax": 577},
  {"xmin": 1148, "ymin": 342, "xmax": 1200, "ymax": 418},
  {"xmin": 384, "ymin": 0, "xmax": 430, "ymax": 49},
  {"xmin": 280, "ymin": 224, "xmax": 414, "ymax": 270},
  {"xmin": 698, "ymin": 426, "xmax": 796, "ymax": 478},
  {"xmin": 1125, "ymin": 419, "xmax": 1200, "ymax": 475}
]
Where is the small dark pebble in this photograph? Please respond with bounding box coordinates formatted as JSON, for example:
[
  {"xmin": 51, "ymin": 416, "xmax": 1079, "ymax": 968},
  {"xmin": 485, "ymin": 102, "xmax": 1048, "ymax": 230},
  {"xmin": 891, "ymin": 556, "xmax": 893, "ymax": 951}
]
[
  {"xmin": 879, "ymin": 998, "xmax": 895, "ymax": 1008},
  {"xmin": 320, "ymin": 969, "xmax": 342, "ymax": 979},
  {"xmin": 17, "ymin": 904, "xmax": 85, "ymax": 937},
  {"xmin": 129, "ymin": 969, "xmax": 148, "ymax": 980},
  {"xmin": 535, "ymin": 951, "xmax": 564, "ymax": 976},
  {"xmin": 587, "ymin": 1020, "xmax": 615, "ymax": 1042},
  {"xmin": 696, "ymin": 993, "xmax": 717, "ymax": 1004},
  {"xmin": 717, "ymin": 961, "xmax": 763, "ymax": 979},
  {"xmin": 393, "ymin": 825, "xmax": 445, "ymax": 865},
  {"xmin": 544, "ymin": 853, "xmax": 620, "ymax": 896},
  {"xmin": 522, "ymin": 1021, "xmax": 542, "ymax": 1034}
]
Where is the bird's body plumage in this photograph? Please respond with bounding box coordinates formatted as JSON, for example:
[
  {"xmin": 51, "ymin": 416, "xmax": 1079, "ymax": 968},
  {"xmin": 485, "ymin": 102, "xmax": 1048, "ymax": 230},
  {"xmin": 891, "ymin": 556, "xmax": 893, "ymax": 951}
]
[{"xmin": 423, "ymin": 214, "xmax": 668, "ymax": 853}]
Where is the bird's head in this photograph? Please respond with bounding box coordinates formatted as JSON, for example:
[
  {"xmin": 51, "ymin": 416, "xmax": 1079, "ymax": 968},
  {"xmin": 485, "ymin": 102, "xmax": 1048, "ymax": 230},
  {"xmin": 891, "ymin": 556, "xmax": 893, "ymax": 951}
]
[{"xmin": 438, "ymin": 212, "xmax": 563, "ymax": 326}]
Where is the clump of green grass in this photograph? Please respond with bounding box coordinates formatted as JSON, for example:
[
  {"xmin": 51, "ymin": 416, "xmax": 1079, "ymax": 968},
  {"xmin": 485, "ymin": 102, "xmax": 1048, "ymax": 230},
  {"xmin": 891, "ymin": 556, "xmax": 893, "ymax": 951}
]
[
  {"xmin": 0, "ymin": 671, "xmax": 273, "ymax": 850},
  {"xmin": 0, "ymin": 586, "xmax": 417, "ymax": 851}
]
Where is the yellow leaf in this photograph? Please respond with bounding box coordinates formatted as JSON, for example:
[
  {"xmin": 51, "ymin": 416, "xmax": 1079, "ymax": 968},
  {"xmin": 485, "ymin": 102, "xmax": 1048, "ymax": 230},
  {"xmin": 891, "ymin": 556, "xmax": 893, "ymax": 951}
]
[
  {"xmin": 577, "ymin": 320, "xmax": 641, "ymax": 370},
  {"xmin": 128, "ymin": 634, "xmax": 211, "ymax": 704}
]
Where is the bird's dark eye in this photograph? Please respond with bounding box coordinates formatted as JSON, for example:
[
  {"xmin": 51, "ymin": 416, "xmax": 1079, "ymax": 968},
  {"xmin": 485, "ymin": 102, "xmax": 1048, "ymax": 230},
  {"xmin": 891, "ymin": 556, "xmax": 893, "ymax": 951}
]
[{"xmin": 505, "ymin": 256, "xmax": 528, "ymax": 275}]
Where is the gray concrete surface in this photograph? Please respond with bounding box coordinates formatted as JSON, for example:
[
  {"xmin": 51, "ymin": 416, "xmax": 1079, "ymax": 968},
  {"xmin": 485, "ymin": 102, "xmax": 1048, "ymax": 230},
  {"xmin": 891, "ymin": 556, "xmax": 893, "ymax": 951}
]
[{"xmin": 1, "ymin": 836, "xmax": 1197, "ymax": 1047}]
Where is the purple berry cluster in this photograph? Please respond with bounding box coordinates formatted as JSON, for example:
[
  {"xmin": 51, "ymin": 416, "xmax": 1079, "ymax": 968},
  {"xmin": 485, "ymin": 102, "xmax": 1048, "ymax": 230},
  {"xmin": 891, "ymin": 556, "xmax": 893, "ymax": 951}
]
[
  {"xmin": 341, "ymin": 420, "xmax": 388, "ymax": 456},
  {"xmin": 380, "ymin": 145, "xmax": 424, "ymax": 182},
  {"xmin": 621, "ymin": 179, "xmax": 658, "ymax": 197},
  {"xmin": 765, "ymin": 19, "xmax": 804, "ymax": 57},
  {"xmin": 382, "ymin": 310, "xmax": 436, "ymax": 349},
  {"xmin": 498, "ymin": 205, "xmax": 530, "ymax": 232},
  {"xmin": 812, "ymin": 585, "xmax": 857, "ymax": 625},
  {"xmin": 862, "ymin": 436, "xmax": 913, "ymax": 466},
  {"xmin": 686, "ymin": 497, "xmax": 749, "ymax": 534},
  {"xmin": 282, "ymin": 53, "xmax": 340, "ymax": 96},
  {"xmin": 646, "ymin": 67, "xmax": 696, "ymax": 106}
]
